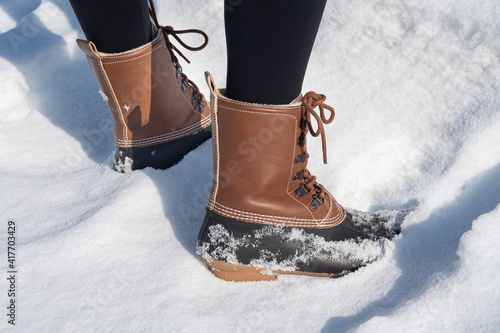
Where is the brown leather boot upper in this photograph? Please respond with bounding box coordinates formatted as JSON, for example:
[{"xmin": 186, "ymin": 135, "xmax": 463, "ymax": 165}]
[
  {"xmin": 205, "ymin": 72, "xmax": 346, "ymax": 229},
  {"xmin": 76, "ymin": 27, "xmax": 210, "ymax": 148}
]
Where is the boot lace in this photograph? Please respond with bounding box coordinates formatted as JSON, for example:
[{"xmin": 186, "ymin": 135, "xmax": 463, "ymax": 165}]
[
  {"xmin": 149, "ymin": 0, "xmax": 209, "ymax": 113},
  {"xmin": 294, "ymin": 92, "xmax": 336, "ymax": 210}
]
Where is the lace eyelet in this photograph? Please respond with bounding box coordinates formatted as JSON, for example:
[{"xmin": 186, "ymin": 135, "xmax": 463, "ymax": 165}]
[
  {"xmin": 293, "ymin": 170, "xmax": 304, "ymax": 180},
  {"xmin": 297, "ymin": 135, "xmax": 306, "ymax": 146},
  {"xmin": 176, "ymin": 67, "xmax": 182, "ymax": 79},
  {"xmin": 295, "ymin": 153, "xmax": 306, "ymax": 164},
  {"xmin": 198, "ymin": 102, "xmax": 205, "ymax": 113},
  {"xmin": 181, "ymin": 80, "xmax": 188, "ymax": 92},
  {"xmin": 294, "ymin": 184, "xmax": 309, "ymax": 198},
  {"xmin": 299, "ymin": 118, "xmax": 307, "ymax": 130},
  {"xmin": 310, "ymin": 197, "xmax": 323, "ymax": 211}
]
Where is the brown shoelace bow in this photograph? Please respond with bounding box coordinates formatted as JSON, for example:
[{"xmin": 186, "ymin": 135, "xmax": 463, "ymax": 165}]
[
  {"xmin": 149, "ymin": 0, "xmax": 209, "ymax": 109},
  {"xmin": 162, "ymin": 25, "xmax": 208, "ymax": 64},
  {"xmin": 149, "ymin": 0, "xmax": 208, "ymax": 64},
  {"xmin": 298, "ymin": 92, "xmax": 336, "ymax": 200}
]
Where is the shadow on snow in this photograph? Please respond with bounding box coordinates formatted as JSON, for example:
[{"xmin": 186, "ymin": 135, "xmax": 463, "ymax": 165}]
[{"xmin": 322, "ymin": 162, "xmax": 500, "ymax": 332}]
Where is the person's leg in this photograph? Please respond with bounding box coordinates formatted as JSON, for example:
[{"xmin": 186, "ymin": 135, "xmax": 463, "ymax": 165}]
[
  {"xmin": 69, "ymin": 0, "xmax": 153, "ymax": 53},
  {"xmin": 197, "ymin": 1, "xmax": 402, "ymax": 281},
  {"xmin": 224, "ymin": 0, "xmax": 327, "ymax": 104}
]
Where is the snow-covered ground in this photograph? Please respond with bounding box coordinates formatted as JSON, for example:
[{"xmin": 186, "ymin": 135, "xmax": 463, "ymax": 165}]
[{"xmin": 1, "ymin": 0, "xmax": 499, "ymax": 331}]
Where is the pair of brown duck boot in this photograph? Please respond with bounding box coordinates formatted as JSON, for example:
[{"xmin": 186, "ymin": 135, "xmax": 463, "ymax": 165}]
[{"xmin": 77, "ymin": 4, "xmax": 401, "ymax": 281}]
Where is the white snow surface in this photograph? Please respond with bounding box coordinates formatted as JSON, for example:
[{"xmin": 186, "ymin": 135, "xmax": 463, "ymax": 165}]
[{"xmin": 1, "ymin": 0, "xmax": 499, "ymax": 332}]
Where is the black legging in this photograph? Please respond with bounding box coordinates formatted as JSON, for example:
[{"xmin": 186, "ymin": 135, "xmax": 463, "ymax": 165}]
[
  {"xmin": 69, "ymin": 0, "xmax": 153, "ymax": 53},
  {"xmin": 69, "ymin": 0, "xmax": 327, "ymax": 105}
]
